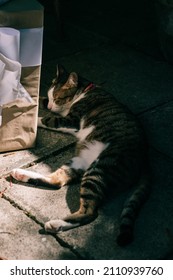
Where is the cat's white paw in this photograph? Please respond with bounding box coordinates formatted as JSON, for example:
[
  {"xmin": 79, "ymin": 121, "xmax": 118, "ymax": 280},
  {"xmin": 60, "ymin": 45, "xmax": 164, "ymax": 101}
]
[
  {"xmin": 11, "ymin": 168, "xmax": 31, "ymax": 182},
  {"xmin": 11, "ymin": 168, "xmax": 44, "ymax": 182},
  {"xmin": 37, "ymin": 117, "xmax": 45, "ymax": 128},
  {"xmin": 44, "ymin": 219, "xmax": 80, "ymax": 233}
]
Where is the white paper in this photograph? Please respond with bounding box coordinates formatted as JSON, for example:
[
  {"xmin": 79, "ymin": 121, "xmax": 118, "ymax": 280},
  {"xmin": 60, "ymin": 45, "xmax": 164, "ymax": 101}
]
[
  {"xmin": 0, "ymin": 26, "xmax": 42, "ymax": 125},
  {"xmin": 20, "ymin": 28, "xmax": 43, "ymax": 67},
  {"xmin": 0, "ymin": 53, "xmax": 33, "ymax": 126},
  {"xmin": 0, "ymin": 26, "xmax": 43, "ymax": 67},
  {"xmin": 0, "ymin": 27, "xmax": 20, "ymax": 61}
]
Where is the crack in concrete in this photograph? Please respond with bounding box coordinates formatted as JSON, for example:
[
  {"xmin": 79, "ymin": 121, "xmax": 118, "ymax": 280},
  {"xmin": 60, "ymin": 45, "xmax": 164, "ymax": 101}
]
[{"xmin": 1, "ymin": 194, "xmax": 84, "ymax": 259}]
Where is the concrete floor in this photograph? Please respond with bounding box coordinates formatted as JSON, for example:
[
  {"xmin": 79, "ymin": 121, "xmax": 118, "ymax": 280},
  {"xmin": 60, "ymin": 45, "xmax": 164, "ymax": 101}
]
[{"xmin": 0, "ymin": 0, "xmax": 173, "ymax": 259}]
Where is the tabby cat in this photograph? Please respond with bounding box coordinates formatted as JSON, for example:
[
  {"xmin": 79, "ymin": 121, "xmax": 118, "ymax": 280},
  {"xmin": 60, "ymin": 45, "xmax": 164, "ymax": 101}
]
[{"xmin": 11, "ymin": 65, "xmax": 150, "ymax": 246}]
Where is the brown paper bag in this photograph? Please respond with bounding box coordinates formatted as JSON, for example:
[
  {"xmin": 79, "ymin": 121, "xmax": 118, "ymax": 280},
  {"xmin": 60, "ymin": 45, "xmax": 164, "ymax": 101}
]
[{"xmin": 0, "ymin": 0, "xmax": 43, "ymax": 152}]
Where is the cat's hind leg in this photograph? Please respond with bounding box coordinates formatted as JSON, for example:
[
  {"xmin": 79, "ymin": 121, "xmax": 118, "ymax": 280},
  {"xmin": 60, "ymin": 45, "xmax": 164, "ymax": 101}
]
[{"xmin": 45, "ymin": 164, "xmax": 103, "ymax": 233}]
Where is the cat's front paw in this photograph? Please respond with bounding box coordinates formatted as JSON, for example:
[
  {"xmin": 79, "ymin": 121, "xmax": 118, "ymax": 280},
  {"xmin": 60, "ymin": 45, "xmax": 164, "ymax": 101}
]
[
  {"xmin": 38, "ymin": 115, "xmax": 55, "ymax": 128},
  {"xmin": 11, "ymin": 168, "xmax": 44, "ymax": 183},
  {"xmin": 41, "ymin": 115, "xmax": 57, "ymax": 128},
  {"xmin": 37, "ymin": 117, "xmax": 45, "ymax": 128},
  {"xmin": 44, "ymin": 219, "xmax": 80, "ymax": 233},
  {"xmin": 11, "ymin": 168, "xmax": 30, "ymax": 182}
]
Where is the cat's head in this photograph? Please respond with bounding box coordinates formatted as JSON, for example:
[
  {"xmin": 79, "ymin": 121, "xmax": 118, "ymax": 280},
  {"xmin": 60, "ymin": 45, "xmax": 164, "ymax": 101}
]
[{"xmin": 47, "ymin": 65, "xmax": 79, "ymax": 116}]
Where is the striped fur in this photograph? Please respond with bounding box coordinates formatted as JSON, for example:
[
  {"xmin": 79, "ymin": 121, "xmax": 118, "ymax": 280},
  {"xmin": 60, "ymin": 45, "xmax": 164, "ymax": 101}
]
[{"xmin": 11, "ymin": 65, "xmax": 150, "ymax": 245}]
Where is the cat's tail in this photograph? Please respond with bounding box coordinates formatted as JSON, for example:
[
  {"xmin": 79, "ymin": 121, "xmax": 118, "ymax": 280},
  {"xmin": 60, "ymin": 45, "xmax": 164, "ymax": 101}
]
[{"xmin": 116, "ymin": 168, "xmax": 151, "ymax": 246}]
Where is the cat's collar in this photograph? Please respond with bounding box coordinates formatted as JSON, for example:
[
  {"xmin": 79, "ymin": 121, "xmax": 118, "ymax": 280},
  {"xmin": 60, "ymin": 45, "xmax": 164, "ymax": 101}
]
[{"xmin": 83, "ymin": 82, "xmax": 96, "ymax": 93}]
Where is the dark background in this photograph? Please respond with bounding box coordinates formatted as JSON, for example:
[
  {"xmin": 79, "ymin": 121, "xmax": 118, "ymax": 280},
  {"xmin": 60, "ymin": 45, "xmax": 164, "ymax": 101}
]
[{"xmin": 38, "ymin": 0, "xmax": 164, "ymax": 60}]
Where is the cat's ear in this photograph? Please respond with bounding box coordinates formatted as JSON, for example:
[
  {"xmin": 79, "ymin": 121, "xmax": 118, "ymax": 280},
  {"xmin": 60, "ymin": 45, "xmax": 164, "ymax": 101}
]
[
  {"xmin": 56, "ymin": 64, "xmax": 66, "ymax": 78},
  {"xmin": 66, "ymin": 72, "xmax": 78, "ymax": 87}
]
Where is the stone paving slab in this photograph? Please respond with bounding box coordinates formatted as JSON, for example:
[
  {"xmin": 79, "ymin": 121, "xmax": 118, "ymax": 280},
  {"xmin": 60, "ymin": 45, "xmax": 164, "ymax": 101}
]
[
  {"xmin": 0, "ymin": 199, "xmax": 78, "ymax": 260},
  {"xmin": 139, "ymin": 101, "xmax": 173, "ymax": 158},
  {"xmin": 1, "ymin": 147, "xmax": 173, "ymax": 260}
]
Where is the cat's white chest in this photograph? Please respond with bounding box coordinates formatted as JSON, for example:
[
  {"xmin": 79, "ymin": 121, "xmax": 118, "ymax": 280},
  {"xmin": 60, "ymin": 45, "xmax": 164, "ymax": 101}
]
[
  {"xmin": 76, "ymin": 118, "xmax": 94, "ymax": 141},
  {"xmin": 72, "ymin": 118, "xmax": 109, "ymax": 170},
  {"xmin": 71, "ymin": 141, "xmax": 109, "ymax": 171}
]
